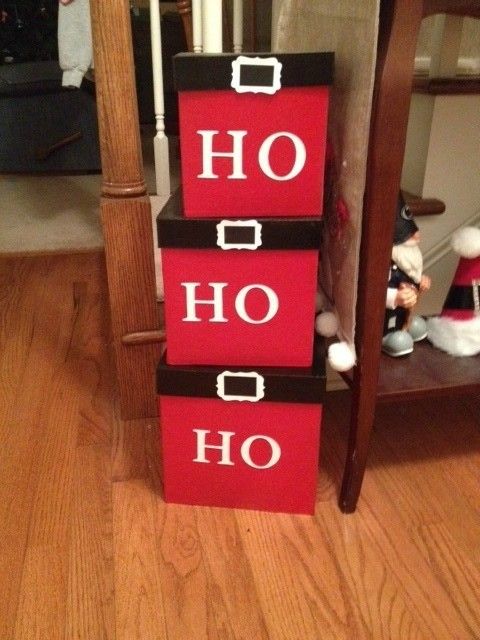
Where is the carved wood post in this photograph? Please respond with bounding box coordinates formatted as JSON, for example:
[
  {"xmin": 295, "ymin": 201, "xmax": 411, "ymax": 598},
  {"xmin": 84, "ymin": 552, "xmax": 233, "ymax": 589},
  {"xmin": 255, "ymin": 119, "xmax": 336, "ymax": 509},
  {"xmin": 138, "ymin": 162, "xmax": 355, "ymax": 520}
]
[{"xmin": 90, "ymin": 0, "xmax": 161, "ymax": 419}]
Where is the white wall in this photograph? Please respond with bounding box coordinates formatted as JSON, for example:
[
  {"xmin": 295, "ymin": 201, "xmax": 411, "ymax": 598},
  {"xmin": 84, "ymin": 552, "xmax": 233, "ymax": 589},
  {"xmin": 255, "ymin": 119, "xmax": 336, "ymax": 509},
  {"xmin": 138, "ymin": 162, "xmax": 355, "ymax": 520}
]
[{"xmin": 402, "ymin": 94, "xmax": 435, "ymax": 195}]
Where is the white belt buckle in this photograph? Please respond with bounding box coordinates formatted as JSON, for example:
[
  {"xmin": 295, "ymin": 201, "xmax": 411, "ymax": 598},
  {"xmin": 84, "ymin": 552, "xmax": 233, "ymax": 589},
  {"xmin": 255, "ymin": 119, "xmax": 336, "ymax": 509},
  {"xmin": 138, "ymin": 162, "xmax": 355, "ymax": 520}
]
[
  {"xmin": 216, "ymin": 219, "xmax": 262, "ymax": 250},
  {"xmin": 216, "ymin": 371, "xmax": 265, "ymax": 402},
  {"xmin": 231, "ymin": 56, "xmax": 282, "ymax": 95}
]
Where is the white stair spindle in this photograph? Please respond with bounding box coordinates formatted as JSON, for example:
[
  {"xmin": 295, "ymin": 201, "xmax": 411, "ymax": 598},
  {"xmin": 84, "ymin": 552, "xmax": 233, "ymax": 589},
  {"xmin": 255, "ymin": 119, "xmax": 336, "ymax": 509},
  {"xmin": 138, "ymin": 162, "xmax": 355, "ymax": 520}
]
[
  {"xmin": 192, "ymin": 0, "xmax": 203, "ymax": 53},
  {"xmin": 202, "ymin": 0, "xmax": 223, "ymax": 53},
  {"xmin": 149, "ymin": 0, "xmax": 170, "ymax": 197},
  {"xmin": 233, "ymin": 0, "xmax": 243, "ymax": 53}
]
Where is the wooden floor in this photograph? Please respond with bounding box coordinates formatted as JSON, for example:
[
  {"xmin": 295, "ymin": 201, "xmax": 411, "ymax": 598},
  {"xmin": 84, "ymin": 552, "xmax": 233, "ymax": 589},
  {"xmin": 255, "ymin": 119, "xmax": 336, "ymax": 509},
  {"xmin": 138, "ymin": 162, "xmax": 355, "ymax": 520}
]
[{"xmin": 1, "ymin": 252, "xmax": 479, "ymax": 640}]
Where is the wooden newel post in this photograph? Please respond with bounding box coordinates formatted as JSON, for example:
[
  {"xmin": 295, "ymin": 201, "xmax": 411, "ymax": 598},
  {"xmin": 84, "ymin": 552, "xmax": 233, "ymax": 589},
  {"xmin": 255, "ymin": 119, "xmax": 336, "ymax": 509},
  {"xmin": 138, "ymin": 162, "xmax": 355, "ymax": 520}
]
[{"xmin": 90, "ymin": 0, "xmax": 161, "ymax": 419}]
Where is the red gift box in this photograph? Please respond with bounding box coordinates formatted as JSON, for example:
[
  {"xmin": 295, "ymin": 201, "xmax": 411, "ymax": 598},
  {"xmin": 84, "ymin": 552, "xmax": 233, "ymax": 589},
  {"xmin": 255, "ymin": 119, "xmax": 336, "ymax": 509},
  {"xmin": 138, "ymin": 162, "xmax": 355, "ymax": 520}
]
[
  {"xmin": 173, "ymin": 52, "xmax": 334, "ymax": 218},
  {"xmin": 157, "ymin": 338, "xmax": 326, "ymax": 514},
  {"xmin": 158, "ymin": 191, "xmax": 322, "ymax": 367}
]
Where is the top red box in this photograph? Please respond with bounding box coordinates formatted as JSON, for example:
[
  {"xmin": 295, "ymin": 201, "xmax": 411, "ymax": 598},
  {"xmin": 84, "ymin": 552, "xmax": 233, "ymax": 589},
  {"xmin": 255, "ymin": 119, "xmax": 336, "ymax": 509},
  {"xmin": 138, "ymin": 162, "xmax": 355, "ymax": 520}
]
[{"xmin": 173, "ymin": 52, "xmax": 334, "ymax": 218}]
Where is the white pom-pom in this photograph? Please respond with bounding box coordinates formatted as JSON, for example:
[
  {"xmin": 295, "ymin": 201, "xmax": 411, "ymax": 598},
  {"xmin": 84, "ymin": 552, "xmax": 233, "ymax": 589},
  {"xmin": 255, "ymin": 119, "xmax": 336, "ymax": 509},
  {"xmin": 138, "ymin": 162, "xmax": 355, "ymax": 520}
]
[
  {"xmin": 327, "ymin": 341, "xmax": 356, "ymax": 372},
  {"xmin": 315, "ymin": 311, "xmax": 338, "ymax": 337},
  {"xmin": 451, "ymin": 226, "xmax": 480, "ymax": 259}
]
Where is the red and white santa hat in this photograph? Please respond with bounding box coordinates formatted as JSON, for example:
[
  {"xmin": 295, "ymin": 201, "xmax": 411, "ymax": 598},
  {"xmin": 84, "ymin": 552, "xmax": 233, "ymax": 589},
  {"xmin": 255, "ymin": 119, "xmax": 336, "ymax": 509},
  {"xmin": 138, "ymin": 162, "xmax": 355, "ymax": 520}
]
[{"xmin": 427, "ymin": 226, "xmax": 480, "ymax": 356}]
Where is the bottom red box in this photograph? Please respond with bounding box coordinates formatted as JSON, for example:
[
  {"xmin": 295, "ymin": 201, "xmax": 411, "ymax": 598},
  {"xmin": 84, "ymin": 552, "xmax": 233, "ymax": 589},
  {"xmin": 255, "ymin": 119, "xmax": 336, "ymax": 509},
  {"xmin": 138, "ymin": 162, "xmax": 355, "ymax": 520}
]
[{"xmin": 157, "ymin": 339, "xmax": 325, "ymax": 515}]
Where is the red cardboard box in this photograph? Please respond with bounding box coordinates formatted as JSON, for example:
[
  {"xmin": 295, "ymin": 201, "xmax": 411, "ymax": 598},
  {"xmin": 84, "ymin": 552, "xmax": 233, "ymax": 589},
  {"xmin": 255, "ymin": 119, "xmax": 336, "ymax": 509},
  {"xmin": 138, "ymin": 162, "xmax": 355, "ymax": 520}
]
[
  {"xmin": 173, "ymin": 52, "xmax": 334, "ymax": 218},
  {"xmin": 157, "ymin": 338, "xmax": 326, "ymax": 514},
  {"xmin": 157, "ymin": 191, "xmax": 322, "ymax": 367}
]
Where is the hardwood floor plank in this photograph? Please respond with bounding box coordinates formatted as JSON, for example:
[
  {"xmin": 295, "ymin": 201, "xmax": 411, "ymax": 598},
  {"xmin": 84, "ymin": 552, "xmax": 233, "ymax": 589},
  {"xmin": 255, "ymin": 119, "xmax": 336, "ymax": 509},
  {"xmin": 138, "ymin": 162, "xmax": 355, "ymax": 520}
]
[
  {"xmin": 413, "ymin": 521, "xmax": 480, "ymax": 636},
  {"xmin": 235, "ymin": 509, "xmax": 354, "ymax": 640},
  {"xmin": 194, "ymin": 507, "xmax": 270, "ymax": 639},
  {"xmin": 157, "ymin": 504, "xmax": 210, "ymax": 640},
  {"xmin": 371, "ymin": 399, "xmax": 480, "ymax": 562},
  {"xmin": 0, "ymin": 255, "xmax": 80, "ymax": 639},
  {"xmin": 63, "ymin": 253, "xmax": 116, "ymax": 640},
  {"xmin": 13, "ymin": 546, "xmax": 68, "ymax": 640},
  {"xmin": 20, "ymin": 255, "xmax": 107, "ymax": 548},
  {"xmin": 0, "ymin": 258, "xmax": 37, "ymax": 410},
  {"xmin": 21, "ymin": 368, "xmax": 79, "ymax": 548},
  {"xmin": 113, "ymin": 479, "xmax": 168, "ymax": 640},
  {"xmin": 320, "ymin": 396, "xmax": 429, "ymax": 639},
  {"xmin": 149, "ymin": 428, "xmax": 269, "ymax": 639},
  {"xmin": 1, "ymin": 253, "xmax": 114, "ymax": 639},
  {"xmin": 12, "ymin": 255, "xmax": 111, "ymax": 638},
  {"xmin": 314, "ymin": 503, "xmax": 429, "ymax": 640},
  {"xmin": 65, "ymin": 445, "xmax": 115, "ymax": 640},
  {"xmin": 382, "ymin": 405, "xmax": 479, "ymax": 635},
  {"xmin": 0, "ymin": 390, "xmax": 45, "ymax": 640},
  {"xmin": 323, "ymin": 392, "xmax": 478, "ymax": 639},
  {"xmin": 356, "ymin": 475, "xmax": 476, "ymax": 639}
]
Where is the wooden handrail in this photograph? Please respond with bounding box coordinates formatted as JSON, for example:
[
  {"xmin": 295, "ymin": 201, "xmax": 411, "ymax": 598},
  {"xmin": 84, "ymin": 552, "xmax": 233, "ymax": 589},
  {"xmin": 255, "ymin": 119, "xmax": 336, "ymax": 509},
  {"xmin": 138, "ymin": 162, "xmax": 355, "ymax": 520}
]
[
  {"xmin": 412, "ymin": 76, "xmax": 480, "ymax": 94},
  {"xmin": 423, "ymin": 0, "xmax": 480, "ymax": 17},
  {"xmin": 402, "ymin": 190, "xmax": 446, "ymax": 216}
]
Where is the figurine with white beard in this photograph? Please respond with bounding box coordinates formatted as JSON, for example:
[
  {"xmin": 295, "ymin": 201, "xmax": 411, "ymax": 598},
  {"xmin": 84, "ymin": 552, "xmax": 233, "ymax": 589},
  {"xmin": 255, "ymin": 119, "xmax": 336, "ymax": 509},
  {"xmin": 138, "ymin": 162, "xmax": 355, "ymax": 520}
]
[{"xmin": 382, "ymin": 195, "xmax": 431, "ymax": 357}]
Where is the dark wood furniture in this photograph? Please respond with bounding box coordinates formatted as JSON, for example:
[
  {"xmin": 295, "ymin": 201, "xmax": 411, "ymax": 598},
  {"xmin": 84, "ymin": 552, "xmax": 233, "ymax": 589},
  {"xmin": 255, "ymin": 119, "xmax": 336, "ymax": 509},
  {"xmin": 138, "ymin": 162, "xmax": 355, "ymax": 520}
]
[{"xmin": 339, "ymin": 0, "xmax": 480, "ymax": 513}]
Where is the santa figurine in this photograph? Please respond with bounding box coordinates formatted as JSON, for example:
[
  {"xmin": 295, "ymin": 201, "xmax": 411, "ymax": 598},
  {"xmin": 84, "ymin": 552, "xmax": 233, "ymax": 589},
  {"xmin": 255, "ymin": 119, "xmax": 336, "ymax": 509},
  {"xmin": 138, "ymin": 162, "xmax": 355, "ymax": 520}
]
[
  {"xmin": 427, "ymin": 226, "xmax": 480, "ymax": 356},
  {"xmin": 382, "ymin": 194, "xmax": 431, "ymax": 357}
]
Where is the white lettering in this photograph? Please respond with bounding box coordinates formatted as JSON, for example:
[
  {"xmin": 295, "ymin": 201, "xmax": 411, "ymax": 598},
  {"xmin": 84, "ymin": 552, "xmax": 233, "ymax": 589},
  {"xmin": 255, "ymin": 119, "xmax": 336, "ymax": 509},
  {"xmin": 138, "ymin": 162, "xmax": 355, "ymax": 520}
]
[
  {"xmin": 258, "ymin": 132, "xmax": 306, "ymax": 181},
  {"xmin": 182, "ymin": 282, "xmax": 228, "ymax": 322},
  {"xmin": 193, "ymin": 429, "xmax": 235, "ymax": 465},
  {"xmin": 235, "ymin": 285, "xmax": 279, "ymax": 324},
  {"xmin": 240, "ymin": 435, "xmax": 281, "ymax": 469},
  {"xmin": 197, "ymin": 130, "xmax": 247, "ymax": 179}
]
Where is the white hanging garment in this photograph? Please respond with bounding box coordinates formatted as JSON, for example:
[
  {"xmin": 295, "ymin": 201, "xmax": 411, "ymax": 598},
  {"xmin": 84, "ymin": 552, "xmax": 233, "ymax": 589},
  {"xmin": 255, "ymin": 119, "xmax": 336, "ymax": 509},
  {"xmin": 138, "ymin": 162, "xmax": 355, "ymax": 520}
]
[{"xmin": 58, "ymin": 0, "xmax": 93, "ymax": 88}]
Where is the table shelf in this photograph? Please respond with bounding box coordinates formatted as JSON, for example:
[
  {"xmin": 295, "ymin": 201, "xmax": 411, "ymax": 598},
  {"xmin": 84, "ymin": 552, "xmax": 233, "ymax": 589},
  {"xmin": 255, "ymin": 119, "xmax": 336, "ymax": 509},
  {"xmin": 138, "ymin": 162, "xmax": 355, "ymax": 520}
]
[
  {"xmin": 342, "ymin": 340, "xmax": 480, "ymax": 402},
  {"xmin": 376, "ymin": 341, "xmax": 480, "ymax": 402}
]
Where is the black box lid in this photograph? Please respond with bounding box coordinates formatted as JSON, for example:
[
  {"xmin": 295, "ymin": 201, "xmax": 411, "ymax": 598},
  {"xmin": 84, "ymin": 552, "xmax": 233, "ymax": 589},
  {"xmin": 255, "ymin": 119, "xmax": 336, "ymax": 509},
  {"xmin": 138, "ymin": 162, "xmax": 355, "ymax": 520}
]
[
  {"xmin": 173, "ymin": 52, "xmax": 334, "ymax": 92},
  {"xmin": 157, "ymin": 190, "xmax": 322, "ymax": 250},
  {"xmin": 157, "ymin": 337, "xmax": 326, "ymax": 404}
]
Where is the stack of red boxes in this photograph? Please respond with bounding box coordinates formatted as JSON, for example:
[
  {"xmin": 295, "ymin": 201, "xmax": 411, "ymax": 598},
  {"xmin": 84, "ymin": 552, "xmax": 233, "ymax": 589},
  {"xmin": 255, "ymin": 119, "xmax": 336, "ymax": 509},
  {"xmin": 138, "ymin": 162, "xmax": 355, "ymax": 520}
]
[{"xmin": 156, "ymin": 51, "xmax": 333, "ymax": 515}]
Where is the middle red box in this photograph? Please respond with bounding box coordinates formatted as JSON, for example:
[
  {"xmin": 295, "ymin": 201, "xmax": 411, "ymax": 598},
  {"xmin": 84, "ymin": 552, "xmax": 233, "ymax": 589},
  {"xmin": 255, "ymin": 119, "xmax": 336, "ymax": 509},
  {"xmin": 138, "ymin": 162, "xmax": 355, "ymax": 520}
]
[{"xmin": 158, "ymin": 190, "xmax": 321, "ymax": 367}]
